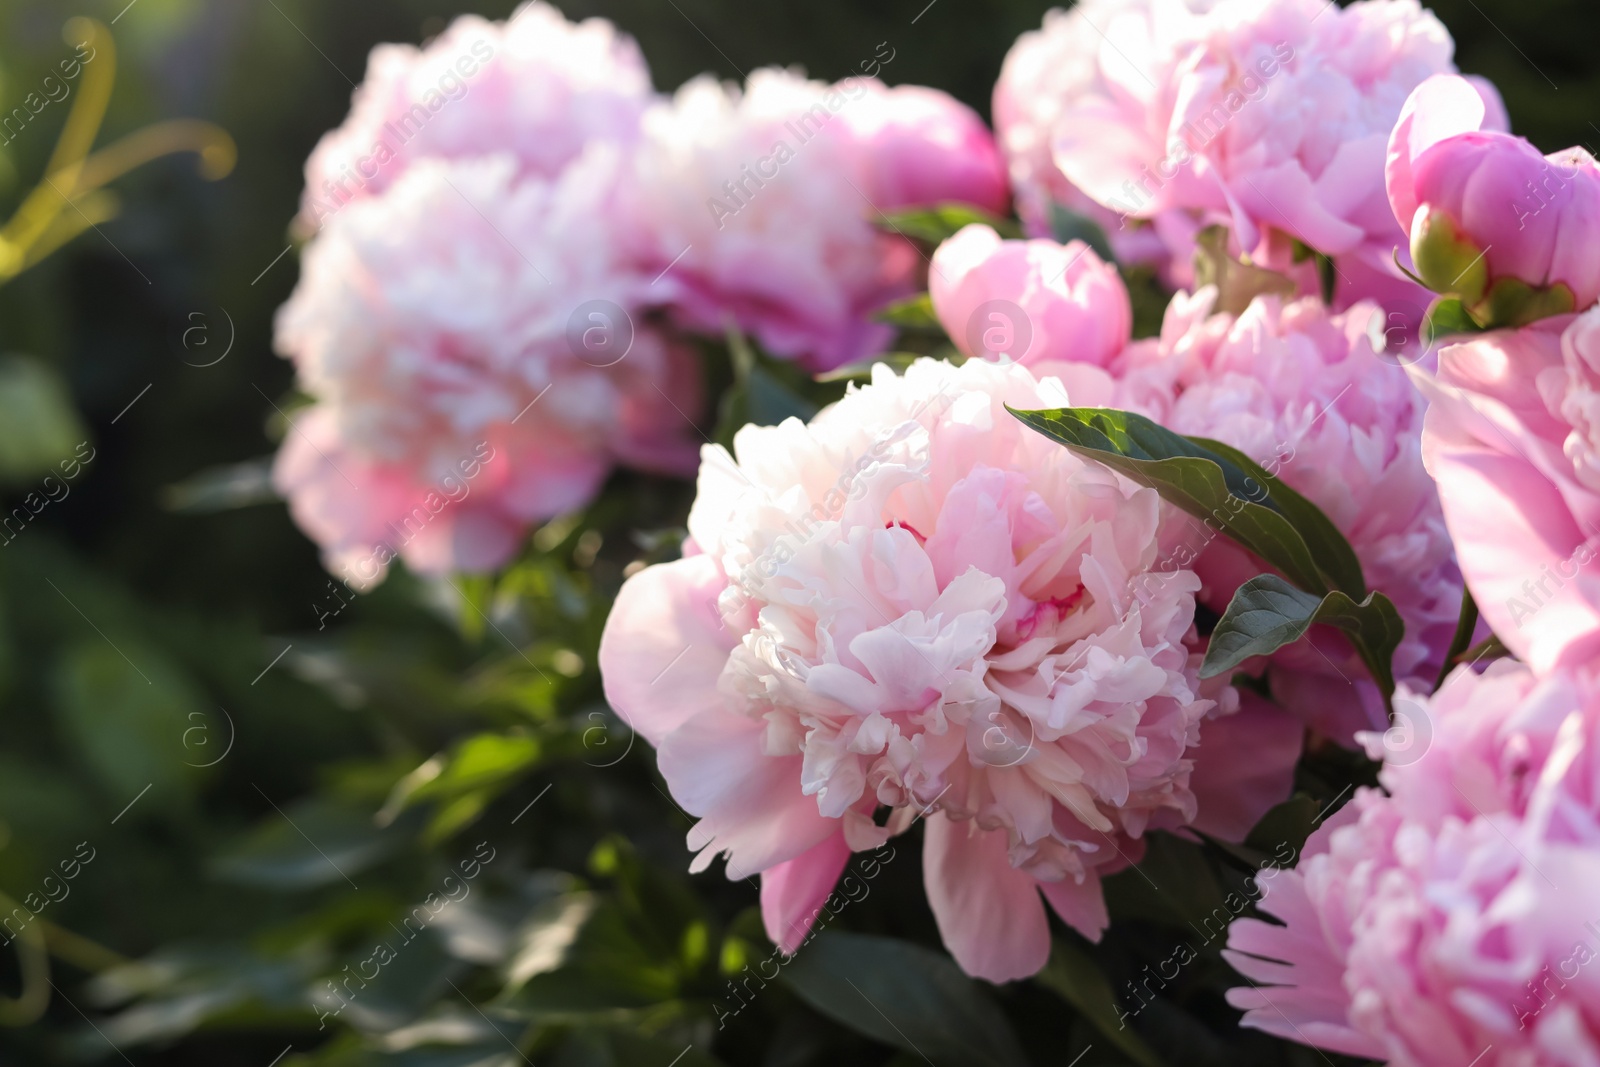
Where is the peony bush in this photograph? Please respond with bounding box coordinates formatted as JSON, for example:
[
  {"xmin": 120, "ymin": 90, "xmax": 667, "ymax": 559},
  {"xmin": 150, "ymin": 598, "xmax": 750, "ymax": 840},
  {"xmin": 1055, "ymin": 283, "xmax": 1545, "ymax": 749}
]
[{"xmin": 244, "ymin": 0, "xmax": 1600, "ymax": 1063}]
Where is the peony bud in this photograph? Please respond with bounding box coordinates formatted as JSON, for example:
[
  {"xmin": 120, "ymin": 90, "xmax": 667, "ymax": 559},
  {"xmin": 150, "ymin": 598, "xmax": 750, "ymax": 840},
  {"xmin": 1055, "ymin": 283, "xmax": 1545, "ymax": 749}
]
[
  {"xmin": 928, "ymin": 223, "xmax": 1131, "ymax": 368},
  {"xmin": 1388, "ymin": 75, "xmax": 1600, "ymax": 328}
]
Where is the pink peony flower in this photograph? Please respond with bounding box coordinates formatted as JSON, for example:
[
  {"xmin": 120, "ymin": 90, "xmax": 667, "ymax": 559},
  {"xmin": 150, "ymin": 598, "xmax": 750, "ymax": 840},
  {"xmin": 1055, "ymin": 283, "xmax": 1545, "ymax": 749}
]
[
  {"xmin": 1112, "ymin": 290, "xmax": 1461, "ymax": 742},
  {"xmin": 997, "ymin": 0, "xmax": 1504, "ymax": 312},
  {"xmin": 1388, "ymin": 74, "xmax": 1600, "ymax": 327},
  {"xmin": 990, "ymin": 0, "xmax": 1175, "ymax": 267},
  {"xmin": 297, "ymin": 2, "xmax": 654, "ymax": 233},
  {"xmin": 1411, "ymin": 309, "xmax": 1600, "ymax": 677},
  {"xmin": 599, "ymin": 356, "xmax": 1301, "ymax": 981},
  {"xmin": 929, "ymin": 224, "xmax": 1132, "ymax": 369},
  {"xmin": 275, "ymin": 152, "xmax": 701, "ymax": 584},
  {"xmin": 1226, "ymin": 661, "xmax": 1600, "ymax": 1066},
  {"xmin": 622, "ymin": 69, "xmax": 1007, "ymax": 372}
]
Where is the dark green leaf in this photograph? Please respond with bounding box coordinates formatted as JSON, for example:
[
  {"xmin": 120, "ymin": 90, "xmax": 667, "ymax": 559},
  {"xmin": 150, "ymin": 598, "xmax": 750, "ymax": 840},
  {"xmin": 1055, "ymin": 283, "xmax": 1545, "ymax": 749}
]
[
  {"xmin": 1035, "ymin": 939, "xmax": 1162, "ymax": 1067},
  {"xmin": 1048, "ymin": 203, "xmax": 1116, "ymax": 265},
  {"xmin": 1190, "ymin": 437, "xmax": 1365, "ymax": 596},
  {"xmin": 1434, "ymin": 587, "xmax": 1480, "ymax": 691},
  {"xmin": 1006, "ymin": 406, "xmax": 1330, "ymax": 595},
  {"xmin": 781, "ymin": 932, "xmax": 1029, "ymax": 1067},
  {"xmin": 210, "ymin": 798, "xmax": 404, "ymax": 890},
  {"xmin": 876, "ymin": 203, "xmax": 1021, "ymax": 244},
  {"xmin": 1201, "ymin": 574, "xmax": 1403, "ymax": 697}
]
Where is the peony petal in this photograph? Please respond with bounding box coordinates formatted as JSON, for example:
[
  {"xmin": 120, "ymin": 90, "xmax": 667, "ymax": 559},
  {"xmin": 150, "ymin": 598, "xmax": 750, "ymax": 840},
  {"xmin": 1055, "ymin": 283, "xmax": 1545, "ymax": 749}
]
[
  {"xmin": 922, "ymin": 813, "xmax": 1050, "ymax": 982},
  {"xmin": 599, "ymin": 554, "xmax": 738, "ymax": 747},
  {"xmin": 761, "ymin": 832, "xmax": 852, "ymax": 954},
  {"xmin": 1188, "ymin": 692, "xmax": 1304, "ymax": 842}
]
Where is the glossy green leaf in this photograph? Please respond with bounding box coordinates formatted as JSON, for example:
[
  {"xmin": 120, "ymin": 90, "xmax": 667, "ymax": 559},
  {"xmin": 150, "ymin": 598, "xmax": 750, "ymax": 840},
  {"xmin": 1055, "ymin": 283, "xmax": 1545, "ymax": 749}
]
[
  {"xmin": 1201, "ymin": 574, "xmax": 1403, "ymax": 697},
  {"xmin": 781, "ymin": 932, "xmax": 1029, "ymax": 1067},
  {"xmin": 1191, "ymin": 436, "xmax": 1365, "ymax": 597},
  {"xmin": 1006, "ymin": 406, "xmax": 1330, "ymax": 595}
]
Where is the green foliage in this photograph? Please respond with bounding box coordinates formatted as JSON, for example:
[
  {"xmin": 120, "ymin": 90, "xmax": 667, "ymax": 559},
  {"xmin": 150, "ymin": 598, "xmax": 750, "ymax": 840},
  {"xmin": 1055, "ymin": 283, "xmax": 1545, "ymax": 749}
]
[{"xmin": 782, "ymin": 932, "xmax": 1029, "ymax": 1067}]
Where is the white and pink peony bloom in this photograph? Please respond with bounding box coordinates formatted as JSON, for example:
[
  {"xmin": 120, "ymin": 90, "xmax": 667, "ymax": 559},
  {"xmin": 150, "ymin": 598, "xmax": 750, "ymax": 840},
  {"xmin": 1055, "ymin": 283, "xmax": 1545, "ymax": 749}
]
[
  {"xmin": 297, "ymin": 2, "xmax": 654, "ymax": 232},
  {"xmin": 995, "ymin": 0, "xmax": 1503, "ymax": 311},
  {"xmin": 929, "ymin": 223, "xmax": 1132, "ymax": 369},
  {"xmin": 275, "ymin": 152, "xmax": 701, "ymax": 584},
  {"xmin": 599, "ymin": 356, "xmax": 1300, "ymax": 981},
  {"xmin": 1110, "ymin": 290, "xmax": 1461, "ymax": 742},
  {"xmin": 1227, "ymin": 661, "xmax": 1600, "ymax": 1066},
  {"xmin": 1413, "ymin": 309, "xmax": 1600, "ymax": 677},
  {"xmin": 623, "ymin": 69, "xmax": 1007, "ymax": 372}
]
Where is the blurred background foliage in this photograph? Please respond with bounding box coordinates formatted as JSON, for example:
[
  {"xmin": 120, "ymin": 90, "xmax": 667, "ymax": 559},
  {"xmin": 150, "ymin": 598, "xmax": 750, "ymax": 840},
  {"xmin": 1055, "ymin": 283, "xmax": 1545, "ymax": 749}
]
[{"xmin": 0, "ymin": 0, "xmax": 1594, "ymax": 1064}]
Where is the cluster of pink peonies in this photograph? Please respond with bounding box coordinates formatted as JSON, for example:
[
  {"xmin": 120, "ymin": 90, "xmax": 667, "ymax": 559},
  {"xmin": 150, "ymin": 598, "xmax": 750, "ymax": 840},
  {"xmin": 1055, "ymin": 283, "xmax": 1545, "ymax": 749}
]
[
  {"xmin": 273, "ymin": 0, "xmax": 1600, "ymax": 1048},
  {"xmin": 1217, "ymin": 76, "xmax": 1600, "ymax": 1065},
  {"xmin": 273, "ymin": 3, "xmax": 1007, "ymax": 583},
  {"xmin": 931, "ymin": 221, "xmax": 1461, "ymax": 741},
  {"xmin": 600, "ymin": 356, "xmax": 1301, "ymax": 981},
  {"xmin": 993, "ymin": 0, "xmax": 1505, "ymax": 315}
]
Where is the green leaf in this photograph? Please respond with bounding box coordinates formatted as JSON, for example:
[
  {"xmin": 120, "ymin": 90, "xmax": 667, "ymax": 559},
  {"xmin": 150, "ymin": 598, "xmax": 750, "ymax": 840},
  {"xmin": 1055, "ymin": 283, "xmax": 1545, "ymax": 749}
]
[
  {"xmin": 1048, "ymin": 203, "xmax": 1116, "ymax": 265},
  {"xmin": 1201, "ymin": 574, "xmax": 1403, "ymax": 697},
  {"xmin": 1190, "ymin": 437, "xmax": 1365, "ymax": 597},
  {"xmin": 210, "ymin": 798, "xmax": 405, "ymax": 890},
  {"xmin": 1434, "ymin": 588, "xmax": 1480, "ymax": 691},
  {"xmin": 781, "ymin": 932, "xmax": 1029, "ymax": 1067},
  {"xmin": 1005, "ymin": 406, "xmax": 1331, "ymax": 595},
  {"xmin": 872, "ymin": 292, "xmax": 941, "ymax": 331},
  {"xmin": 52, "ymin": 640, "xmax": 208, "ymax": 812},
  {"xmin": 1036, "ymin": 939, "xmax": 1162, "ymax": 1067},
  {"xmin": 0, "ymin": 354, "xmax": 88, "ymax": 482},
  {"xmin": 876, "ymin": 202, "xmax": 1021, "ymax": 244}
]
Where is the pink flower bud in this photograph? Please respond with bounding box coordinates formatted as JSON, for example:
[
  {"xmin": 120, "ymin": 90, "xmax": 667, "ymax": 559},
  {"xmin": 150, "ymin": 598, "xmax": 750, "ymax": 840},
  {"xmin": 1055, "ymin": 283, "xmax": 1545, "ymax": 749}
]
[
  {"xmin": 1388, "ymin": 74, "xmax": 1600, "ymax": 326},
  {"xmin": 929, "ymin": 224, "xmax": 1131, "ymax": 368}
]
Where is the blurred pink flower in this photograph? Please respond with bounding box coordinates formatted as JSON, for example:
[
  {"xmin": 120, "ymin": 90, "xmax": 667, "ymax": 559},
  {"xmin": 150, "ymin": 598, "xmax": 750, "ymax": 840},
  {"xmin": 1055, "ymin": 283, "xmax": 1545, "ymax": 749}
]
[
  {"xmin": 297, "ymin": 2, "xmax": 654, "ymax": 233},
  {"xmin": 929, "ymin": 224, "xmax": 1132, "ymax": 369},
  {"xmin": 1227, "ymin": 661, "xmax": 1600, "ymax": 1066},
  {"xmin": 623, "ymin": 69, "xmax": 1007, "ymax": 372},
  {"xmin": 1412, "ymin": 309, "xmax": 1600, "ymax": 677},
  {"xmin": 599, "ymin": 357, "xmax": 1300, "ymax": 981},
  {"xmin": 1113, "ymin": 290, "xmax": 1460, "ymax": 742},
  {"xmin": 275, "ymin": 153, "xmax": 701, "ymax": 584},
  {"xmin": 1388, "ymin": 74, "xmax": 1600, "ymax": 327},
  {"xmin": 996, "ymin": 0, "xmax": 1503, "ymax": 312}
]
